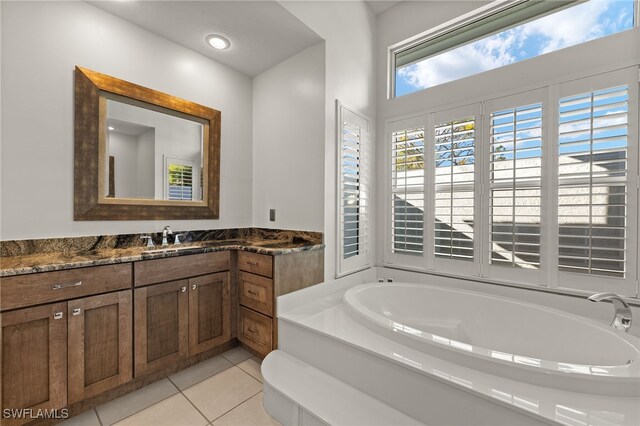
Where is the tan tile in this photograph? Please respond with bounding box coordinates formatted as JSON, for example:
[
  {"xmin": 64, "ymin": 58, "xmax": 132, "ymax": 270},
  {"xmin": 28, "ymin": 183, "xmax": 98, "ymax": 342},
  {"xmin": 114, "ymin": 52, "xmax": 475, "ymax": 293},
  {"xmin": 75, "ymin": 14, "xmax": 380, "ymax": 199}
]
[
  {"xmin": 220, "ymin": 346, "xmax": 252, "ymax": 365},
  {"xmin": 114, "ymin": 394, "xmax": 207, "ymax": 426},
  {"xmin": 96, "ymin": 378, "xmax": 179, "ymax": 425},
  {"xmin": 59, "ymin": 409, "xmax": 101, "ymax": 426},
  {"xmin": 237, "ymin": 357, "xmax": 263, "ymax": 383},
  {"xmin": 170, "ymin": 355, "xmax": 233, "ymax": 390},
  {"xmin": 213, "ymin": 393, "xmax": 281, "ymax": 426},
  {"xmin": 183, "ymin": 366, "xmax": 262, "ymax": 421}
]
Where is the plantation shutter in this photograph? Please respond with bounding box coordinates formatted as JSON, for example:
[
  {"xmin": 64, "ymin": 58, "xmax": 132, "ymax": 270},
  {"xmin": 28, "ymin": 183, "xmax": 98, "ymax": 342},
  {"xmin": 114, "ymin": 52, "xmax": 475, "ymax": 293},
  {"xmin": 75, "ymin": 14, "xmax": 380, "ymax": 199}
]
[
  {"xmin": 558, "ymin": 86, "xmax": 628, "ymax": 278},
  {"xmin": 484, "ymin": 89, "xmax": 546, "ymax": 283},
  {"xmin": 167, "ymin": 164, "xmax": 194, "ymax": 201},
  {"xmin": 391, "ymin": 127, "xmax": 425, "ymax": 256},
  {"xmin": 434, "ymin": 116, "xmax": 476, "ymax": 261},
  {"xmin": 337, "ymin": 103, "xmax": 371, "ymax": 277}
]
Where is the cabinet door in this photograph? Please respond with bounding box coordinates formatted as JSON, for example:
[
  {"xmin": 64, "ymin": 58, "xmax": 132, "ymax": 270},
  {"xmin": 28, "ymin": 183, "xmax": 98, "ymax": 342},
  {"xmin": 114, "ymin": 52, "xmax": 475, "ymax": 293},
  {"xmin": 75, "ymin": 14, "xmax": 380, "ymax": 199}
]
[
  {"xmin": 68, "ymin": 290, "xmax": 132, "ymax": 403},
  {"xmin": 1, "ymin": 303, "xmax": 67, "ymax": 426},
  {"xmin": 134, "ymin": 281, "xmax": 188, "ymax": 377},
  {"xmin": 188, "ymin": 272, "xmax": 230, "ymax": 356}
]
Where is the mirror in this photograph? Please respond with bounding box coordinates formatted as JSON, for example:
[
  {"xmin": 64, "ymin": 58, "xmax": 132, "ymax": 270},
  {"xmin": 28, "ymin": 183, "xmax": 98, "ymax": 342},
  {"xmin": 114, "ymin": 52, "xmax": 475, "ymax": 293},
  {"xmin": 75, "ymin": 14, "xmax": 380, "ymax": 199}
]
[{"xmin": 74, "ymin": 66, "xmax": 220, "ymax": 220}]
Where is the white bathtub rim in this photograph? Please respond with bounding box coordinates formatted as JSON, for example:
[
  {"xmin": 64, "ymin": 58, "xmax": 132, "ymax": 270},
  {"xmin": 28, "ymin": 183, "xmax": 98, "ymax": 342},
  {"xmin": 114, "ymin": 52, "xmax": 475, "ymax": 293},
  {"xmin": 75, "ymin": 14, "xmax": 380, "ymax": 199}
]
[
  {"xmin": 344, "ymin": 282, "xmax": 640, "ymax": 370},
  {"xmin": 342, "ymin": 282, "xmax": 640, "ymax": 396}
]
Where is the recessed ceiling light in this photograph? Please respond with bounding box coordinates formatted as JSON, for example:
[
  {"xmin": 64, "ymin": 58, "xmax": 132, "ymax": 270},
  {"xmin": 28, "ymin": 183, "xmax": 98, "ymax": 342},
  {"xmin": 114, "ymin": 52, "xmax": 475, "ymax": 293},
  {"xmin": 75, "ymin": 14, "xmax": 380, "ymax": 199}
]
[
  {"xmin": 108, "ymin": 126, "xmax": 115, "ymax": 131},
  {"xmin": 205, "ymin": 34, "xmax": 230, "ymax": 50}
]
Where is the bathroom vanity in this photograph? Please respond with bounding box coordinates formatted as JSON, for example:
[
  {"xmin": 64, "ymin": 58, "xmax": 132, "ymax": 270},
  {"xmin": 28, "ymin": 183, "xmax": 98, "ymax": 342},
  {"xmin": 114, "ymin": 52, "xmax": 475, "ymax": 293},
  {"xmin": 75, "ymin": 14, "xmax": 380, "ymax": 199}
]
[{"xmin": 0, "ymin": 231, "xmax": 323, "ymax": 425}]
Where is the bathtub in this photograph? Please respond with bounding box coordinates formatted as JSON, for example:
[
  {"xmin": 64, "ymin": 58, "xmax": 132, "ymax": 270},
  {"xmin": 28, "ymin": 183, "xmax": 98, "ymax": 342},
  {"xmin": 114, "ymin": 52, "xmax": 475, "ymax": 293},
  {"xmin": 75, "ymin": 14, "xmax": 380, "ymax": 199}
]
[{"xmin": 343, "ymin": 282, "xmax": 640, "ymax": 397}]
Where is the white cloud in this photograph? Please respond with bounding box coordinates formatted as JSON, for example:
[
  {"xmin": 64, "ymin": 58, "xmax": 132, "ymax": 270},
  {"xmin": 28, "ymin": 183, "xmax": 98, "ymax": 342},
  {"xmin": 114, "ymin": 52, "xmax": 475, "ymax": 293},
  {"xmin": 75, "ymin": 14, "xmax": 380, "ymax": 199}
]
[
  {"xmin": 523, "ymin": 0, "xmax": 611, "ymax": 54},
  {"xmin": 398, "ymin": 30, "xmax": 519, "ymax": 89},
  {"xmin": 398, "ymin": 0, "xmax": 622, "ymax": 90}
]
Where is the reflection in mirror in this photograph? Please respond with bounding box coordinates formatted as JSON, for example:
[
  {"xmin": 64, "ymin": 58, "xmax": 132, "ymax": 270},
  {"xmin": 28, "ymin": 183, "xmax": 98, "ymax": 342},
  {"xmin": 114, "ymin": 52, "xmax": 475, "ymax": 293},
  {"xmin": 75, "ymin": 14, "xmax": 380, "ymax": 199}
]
[{"xmin": 105, "ymin": 98, "xmax": 204, "ymax": 201}]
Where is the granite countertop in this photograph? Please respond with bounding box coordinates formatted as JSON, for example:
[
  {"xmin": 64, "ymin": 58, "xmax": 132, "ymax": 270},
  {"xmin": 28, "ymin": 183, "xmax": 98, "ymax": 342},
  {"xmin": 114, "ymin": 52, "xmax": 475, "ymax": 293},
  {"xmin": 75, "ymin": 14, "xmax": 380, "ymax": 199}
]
[{"xmin": 0, "ymin": 238, "xmax": 324, "ymax": 277}]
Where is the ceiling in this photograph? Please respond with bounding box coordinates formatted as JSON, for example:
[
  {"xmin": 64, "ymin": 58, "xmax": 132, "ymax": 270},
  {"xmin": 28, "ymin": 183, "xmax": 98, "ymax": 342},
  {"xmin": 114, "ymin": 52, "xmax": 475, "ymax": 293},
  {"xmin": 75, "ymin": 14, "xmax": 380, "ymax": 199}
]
[
  {"xmin": 89, "ymin": 1, "xmax": 323, "ymax": 77},
  {"xmin": 365, "ymin": 1, "xmax": 402, "ymax": 15}
]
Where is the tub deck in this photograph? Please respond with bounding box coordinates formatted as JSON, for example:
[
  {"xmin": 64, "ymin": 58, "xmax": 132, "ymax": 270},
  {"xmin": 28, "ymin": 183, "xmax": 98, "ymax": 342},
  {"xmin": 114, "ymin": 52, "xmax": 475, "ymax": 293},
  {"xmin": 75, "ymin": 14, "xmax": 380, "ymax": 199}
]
[{"xmin": 263, "ymin": 279, "xmax": 640, "ymax": 426}]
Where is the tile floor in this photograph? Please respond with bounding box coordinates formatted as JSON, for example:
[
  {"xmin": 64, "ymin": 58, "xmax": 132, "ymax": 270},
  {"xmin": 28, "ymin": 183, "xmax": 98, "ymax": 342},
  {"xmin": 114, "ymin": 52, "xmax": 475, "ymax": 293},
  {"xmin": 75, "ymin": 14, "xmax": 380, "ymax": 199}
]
[{"xmin": 61, "ymin": 347, "xmax": 281, "ymax": 426}]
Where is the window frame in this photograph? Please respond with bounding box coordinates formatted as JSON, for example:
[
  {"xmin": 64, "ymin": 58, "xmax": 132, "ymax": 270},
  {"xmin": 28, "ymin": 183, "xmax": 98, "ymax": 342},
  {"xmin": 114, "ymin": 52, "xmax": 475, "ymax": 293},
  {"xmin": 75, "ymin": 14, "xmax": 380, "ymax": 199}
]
[
  {"xmin": 388, "ymin": 0, "xmax": 637, "ymax": 98},
  {"xmin": 336, "ymin": 101, "xmax": 372, "ymax": 278}
]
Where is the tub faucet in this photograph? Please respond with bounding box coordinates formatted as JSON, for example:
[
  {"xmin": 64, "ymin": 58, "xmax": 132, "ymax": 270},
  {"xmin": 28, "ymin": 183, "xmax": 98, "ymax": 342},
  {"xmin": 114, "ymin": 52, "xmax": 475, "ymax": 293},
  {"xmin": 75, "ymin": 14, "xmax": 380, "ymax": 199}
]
[
  {"xmin": 162, "ymin": 226, "xmax": 173, "ymax": 246},
  {"xmin": 588, "ymin": 292, "xmax": 632, "ymax": 333}
]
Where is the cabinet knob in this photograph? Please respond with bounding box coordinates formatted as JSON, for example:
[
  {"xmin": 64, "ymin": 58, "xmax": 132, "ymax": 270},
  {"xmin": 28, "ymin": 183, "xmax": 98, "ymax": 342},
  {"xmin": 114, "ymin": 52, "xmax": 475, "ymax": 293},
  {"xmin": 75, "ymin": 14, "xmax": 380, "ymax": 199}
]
[
  {"xmin": 72, "ymin": 308, "xmax": 82, "ymax": 316},
  {"xmin": 192, "ymin": 284, "xmax": 197, "ymax": 290},
  {"xmin": 247, "ymin": 289, "xmax": 258, "ymax": 296},
  {"xmin": 181, "ymin": 286, "xmax": 187, "ymax": 293},
  {"xmin": 53, "ymin": 312, "xmax": 63, "ymax": 320},
  {"xmin": 248, "ymin": 326, "xmax": 258, "ymax": 334}
]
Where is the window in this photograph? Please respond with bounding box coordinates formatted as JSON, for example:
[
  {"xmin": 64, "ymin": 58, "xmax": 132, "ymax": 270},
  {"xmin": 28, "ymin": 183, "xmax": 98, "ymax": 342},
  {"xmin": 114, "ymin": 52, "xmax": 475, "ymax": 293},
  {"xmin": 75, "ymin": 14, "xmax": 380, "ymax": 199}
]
[
  {"xmin": 165, "ymin": 157, "xmax": 197, "ymax": 201},
  {"xmin": 391, "ymin": 126, "xmax": 425, "ymax": 256},
  {"xmin": 386, "ymin": 68, "xmax": 638, "ymax": 296},
  {"xmin": 337, "ymin": 102, "xmax": 371, "ymax": 277},
  {"xmin": 394, "ymin": 0, "xmax": 636, "ymax": 97}
]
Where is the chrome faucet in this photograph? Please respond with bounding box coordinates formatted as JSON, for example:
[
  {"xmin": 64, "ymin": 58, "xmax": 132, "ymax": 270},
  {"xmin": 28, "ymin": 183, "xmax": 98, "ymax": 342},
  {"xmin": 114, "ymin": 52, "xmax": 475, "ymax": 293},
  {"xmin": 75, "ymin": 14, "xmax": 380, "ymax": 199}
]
[
  {"xmin": 588, "ymin": 292, "xmax": 632, "ymax": 333},
  {"xmin": 161, "ymin": 226, "xmax": 173, "ymax": 246},
  {"xmin": 140, "ymin": 235, "xmax": 154, "ymax": 248}
]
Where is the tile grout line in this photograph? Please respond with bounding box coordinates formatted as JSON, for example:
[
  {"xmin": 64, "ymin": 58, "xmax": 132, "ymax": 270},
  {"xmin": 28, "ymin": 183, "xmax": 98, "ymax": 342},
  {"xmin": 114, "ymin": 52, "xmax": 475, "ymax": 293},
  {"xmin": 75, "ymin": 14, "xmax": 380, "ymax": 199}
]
[
  {"xmin": 94, "ymin": 408, "xmax": 104, "ymax": 426},
  {"xmin": 100, "ymin": 381, "xmax": 181, "ymax": 426},
  {"xmin": 209, "ymin": 389, "xmax": 263, "ymax": 424},
  {"xmin": 175, "ymin": 367, "xmax": 262, "ymax": 424},
  {"xmin": 167, "ymin": 376, "xmax": 211, "ymax": 425},
  {"xmin": 169, "ymin": 358, "xmax": 234, "ymax": 391},
  {"xmin": 235, "ymin": 362, "xmax": 264, "ymax": 386}
]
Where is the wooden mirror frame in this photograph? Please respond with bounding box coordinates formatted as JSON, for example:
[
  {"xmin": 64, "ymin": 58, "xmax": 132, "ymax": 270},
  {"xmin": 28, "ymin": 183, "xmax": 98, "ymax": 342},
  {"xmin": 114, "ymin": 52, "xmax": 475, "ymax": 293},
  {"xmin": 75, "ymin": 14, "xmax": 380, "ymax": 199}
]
[{"xmin": 74, "ymin": 66, "xmax": 220, "ymax": 220}]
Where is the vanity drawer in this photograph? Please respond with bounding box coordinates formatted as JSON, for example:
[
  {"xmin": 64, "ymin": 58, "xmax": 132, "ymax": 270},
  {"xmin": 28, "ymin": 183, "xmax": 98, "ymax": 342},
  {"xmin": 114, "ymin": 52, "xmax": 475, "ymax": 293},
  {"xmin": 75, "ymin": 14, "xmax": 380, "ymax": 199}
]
[
  {"xmin": 1, "ymin": 263, "xmax": 132, "ymax": 311},
  {"xmin": 238, "ymin": 271, "xmax": 273, "ymax": 317},
  {"xmin": 238, "ymin": 306, "xmax": 272, "ymax": 357},
  {"xmin": 238, "ymin": 252, "xmax": 272, "ymax": 278},
  {"xmin": 134, "ymin": 251, "xmax": 230, "ymax": 287}
]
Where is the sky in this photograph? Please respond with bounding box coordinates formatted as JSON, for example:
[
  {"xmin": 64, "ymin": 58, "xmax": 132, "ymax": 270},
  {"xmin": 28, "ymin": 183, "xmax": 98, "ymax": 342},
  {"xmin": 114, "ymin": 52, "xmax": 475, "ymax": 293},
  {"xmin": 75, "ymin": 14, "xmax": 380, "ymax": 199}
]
[{"xmin": 396, "ymin": 0, "xmax": 635, "ymax": 97}]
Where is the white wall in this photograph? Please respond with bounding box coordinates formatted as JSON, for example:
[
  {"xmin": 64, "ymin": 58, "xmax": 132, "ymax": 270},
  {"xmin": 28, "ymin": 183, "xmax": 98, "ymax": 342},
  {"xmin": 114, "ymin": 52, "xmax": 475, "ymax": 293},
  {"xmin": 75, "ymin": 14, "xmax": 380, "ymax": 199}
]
[
  {"xmin": 136, "ymin": 129, "xmax": 155, "ymax": 199},
  {"xmin": 108, "ymin": 132, "xmax": 139, "ymax": 199},
  {"xmin": 0, "ymin": 1, "xmax": 253, "ymax": 240},
  {"xmin": 252, "ymin": 42, "xmax": 326, "ymax": 231},
  {"xmin": 279, "ymin": 1, "xmax": 377, "ymax": 279}
]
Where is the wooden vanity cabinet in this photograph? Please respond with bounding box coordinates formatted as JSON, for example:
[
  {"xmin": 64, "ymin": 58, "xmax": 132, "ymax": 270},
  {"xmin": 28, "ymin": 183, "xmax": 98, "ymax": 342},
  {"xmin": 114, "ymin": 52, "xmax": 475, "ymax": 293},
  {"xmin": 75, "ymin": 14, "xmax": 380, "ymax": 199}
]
[
  {"xmin": 1, "ymin": 264, "xmax": 133, "ymax": 425},
  {"xmin": 1, "ymin": 303, "xmax": 68, "ymax": 426},
  {"xmin": 237, "ymin": 250, "xmax": 323, "ymax": 357},
  {"xmin": 133, "ymin": 252, "xmax": 231, "ymax": 377}
]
